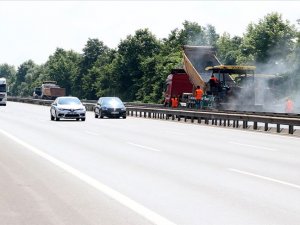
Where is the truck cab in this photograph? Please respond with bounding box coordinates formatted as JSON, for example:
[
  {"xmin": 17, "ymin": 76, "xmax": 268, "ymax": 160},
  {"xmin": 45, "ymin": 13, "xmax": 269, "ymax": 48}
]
[
  {"xmin": 0, "ymin": 77, "xmax": 7, "ymax": 106},
  {"xmin": 164, "ymin": 69, "xmax": 193, "ymax": 107}
]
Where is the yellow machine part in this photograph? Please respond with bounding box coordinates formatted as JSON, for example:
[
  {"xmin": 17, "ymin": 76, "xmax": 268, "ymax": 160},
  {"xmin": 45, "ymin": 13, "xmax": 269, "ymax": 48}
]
[{"xmin": 183, "ymin": 53, "xmax": 206, "ymax": 90}]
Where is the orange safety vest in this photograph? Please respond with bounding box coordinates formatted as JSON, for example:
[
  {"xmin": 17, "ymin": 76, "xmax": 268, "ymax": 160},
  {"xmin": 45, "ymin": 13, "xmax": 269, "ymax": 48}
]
[
  {"xmin": 195, "ymin": 89, "xmax": 203, "ymax": 100},
  {"xmin": 285, "ymin": 100, "xmax": 294, "ymax": 113},
  {"xmin": 171, "ymin": 97, "xmax": 178, "ymax": 108}
]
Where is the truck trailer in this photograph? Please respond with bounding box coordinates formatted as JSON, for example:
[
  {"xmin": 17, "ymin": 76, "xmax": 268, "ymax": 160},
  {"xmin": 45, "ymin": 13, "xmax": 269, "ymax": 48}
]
[{"xmin": 33, "ymin": 81, "xmax": 65, "ymax": 100}]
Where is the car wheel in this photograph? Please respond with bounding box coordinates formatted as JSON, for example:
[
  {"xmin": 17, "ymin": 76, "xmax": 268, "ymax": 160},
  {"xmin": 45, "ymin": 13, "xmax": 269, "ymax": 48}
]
[
  {"xmin": 123, "ymin": 116, "xmax": 126, "ymax": 119},
  {"xmin": 95, "ymin": 113, "xmax": 98, "ymax": 118},
  {"xmin": 76, "ymin": 118, "xmax": 80, "ymax": 121},
  {"xmin": 81, "ymin": 118, "xmax": 86, "ymax": 121},
  {"xmin": 99, "ymin": 111, "xmax": 103, "ymax": 118},
  {"xmin": 51, "ymin": 113, "xmax": 54, "ymax": 121},
  {"xmin": 55, "ymin": 111, "xmax": 60, "ymax": 121}
]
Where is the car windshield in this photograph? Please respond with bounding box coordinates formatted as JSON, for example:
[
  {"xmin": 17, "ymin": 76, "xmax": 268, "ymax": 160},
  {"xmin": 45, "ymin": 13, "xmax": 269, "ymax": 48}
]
[
  {"xmin": 58, "ymin": 97, "xmax": 81, "ymax": 105},
  {"xmin": 102, "ymin": 97, "xmax": 125, "ymax": 108}
]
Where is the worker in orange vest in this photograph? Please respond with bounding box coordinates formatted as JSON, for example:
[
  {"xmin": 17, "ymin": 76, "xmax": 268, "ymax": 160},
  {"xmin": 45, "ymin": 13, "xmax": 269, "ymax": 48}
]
[
  {"xmin": 285, "ymin": 97, "xmax": 294, "ymax": 113},
  {"xmin": 209, "ymin": 74, "xmax": 219, "ymax": 95},
  {"xmin": 171, "ymin": 96, "xmax": 179, "ymax": 108},
  {"xmin": 194, "ymin": 86, "xmax": 203, "ymax": 109}
]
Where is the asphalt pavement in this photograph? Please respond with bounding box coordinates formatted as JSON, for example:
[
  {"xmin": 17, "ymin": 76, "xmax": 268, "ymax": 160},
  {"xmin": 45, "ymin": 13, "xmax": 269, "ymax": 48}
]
[{"xmin": 0, "ymin": 102, "xmax": 300, "ymax": 225}]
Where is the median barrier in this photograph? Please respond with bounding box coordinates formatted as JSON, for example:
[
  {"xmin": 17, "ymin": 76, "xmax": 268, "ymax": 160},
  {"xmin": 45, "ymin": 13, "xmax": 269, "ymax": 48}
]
[{"xmin": 126, "ymin": 107, "xmax": 300, "ymax": 135}]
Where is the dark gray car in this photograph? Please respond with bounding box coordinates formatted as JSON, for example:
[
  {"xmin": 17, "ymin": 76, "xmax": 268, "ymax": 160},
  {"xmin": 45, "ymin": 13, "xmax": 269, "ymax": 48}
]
[{"xmin": 94, "ymin": 97, "xmax": 126, "ymax": 119}]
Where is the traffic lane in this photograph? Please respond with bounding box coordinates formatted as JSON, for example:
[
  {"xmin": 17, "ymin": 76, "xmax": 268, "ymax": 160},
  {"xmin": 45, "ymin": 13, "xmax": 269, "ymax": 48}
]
[
  {"xmin": 86, "ymin": 115, "xmax": 300, "ymax": 182},
  {"xmin": 83, "ymin": 113, "xmax": 300, "ymax": 224},
  {"xmin": 2, "ymin": 102, "xmax": 300, "ymax": 225},
  {"xmin": 4, "ymin": 102, "xmax": 300, "ymax": 187},
  {"xmin": 0, "ymin": 133, "xmax": 154, "ymax": 225}
]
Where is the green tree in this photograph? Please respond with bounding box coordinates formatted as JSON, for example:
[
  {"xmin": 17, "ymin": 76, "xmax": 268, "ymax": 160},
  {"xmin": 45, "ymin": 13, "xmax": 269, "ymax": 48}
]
[
  {"xmin": 114, "ymin": 29, "xmax": 161, "ymax": 101},
  {"xmin": 45, "ymin": 48, "xmax": 81, "ymax": 96},
  {"xmin": 0, "ymin": 64, "xmax": 16, "ymax": 79},
  {"xmin": 80, "ymin": 38, "xmax": 109, "ymax": 99},
  {"xmin": 11, "ymin": 60, "xmax": 36, "ymax": 96},
  {"xmin": 216, "ymin": 33, "xmax": 242, "ymax": 64},
  {"xmin": 239, "ymin": 12, "xmax": 297, "ymax": 68}
]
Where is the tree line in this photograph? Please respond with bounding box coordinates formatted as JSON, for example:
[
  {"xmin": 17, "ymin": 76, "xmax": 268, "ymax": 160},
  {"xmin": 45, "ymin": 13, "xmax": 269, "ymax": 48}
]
[{"xmin": 0, "ymin": 12, "xmax": 299, "ymax": 103}]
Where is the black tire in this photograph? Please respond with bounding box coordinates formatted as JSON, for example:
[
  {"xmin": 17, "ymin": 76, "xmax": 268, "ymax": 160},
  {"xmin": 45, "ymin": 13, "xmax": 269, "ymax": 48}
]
[
  {"xmin": 55, "ymin": 112, "xmax": 60, "ymax": 121},
  {"xmin": 76, "ymin": 118, "xmax": 80, "ymax": 121},
  {"xmin": 99, "ymin": 111, "xmax": 103, "ymax": 118},
  {"xmin": 81, "ymin": 118, "xmax": 86, "ymax": 121},
  {"xmin": 95, "ymin": 113, "xmax": 98, "ymax": 118},
  {"xmin": 51, "ymin": 114, "xmax": 54, "ymax": 121},
  {"xmin": 123, "ymin": 116, "xmax": 126, "ymax": 119}
]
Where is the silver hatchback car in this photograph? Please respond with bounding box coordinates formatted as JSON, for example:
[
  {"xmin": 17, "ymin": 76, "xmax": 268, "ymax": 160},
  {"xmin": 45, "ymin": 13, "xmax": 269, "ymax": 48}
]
[{"xmin": 50, "ymin": 96, "xmax": 86, "ymax": 121}]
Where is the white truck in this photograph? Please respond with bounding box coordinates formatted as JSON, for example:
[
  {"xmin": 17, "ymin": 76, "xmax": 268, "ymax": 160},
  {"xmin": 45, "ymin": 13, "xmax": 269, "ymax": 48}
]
[{"xmin": 0, "ymin": 77, "xmax": 7, "ymax": 106}]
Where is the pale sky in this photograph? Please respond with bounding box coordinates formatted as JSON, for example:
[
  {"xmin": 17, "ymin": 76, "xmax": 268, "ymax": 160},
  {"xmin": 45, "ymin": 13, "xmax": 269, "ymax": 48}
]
[{"xmin": 0, "ymin": 1, "xmax": 299, "ymax": 67}]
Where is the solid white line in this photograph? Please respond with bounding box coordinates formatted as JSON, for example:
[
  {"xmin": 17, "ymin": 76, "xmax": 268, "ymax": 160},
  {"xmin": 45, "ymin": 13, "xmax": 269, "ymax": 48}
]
[
  {"xmin": 229, "ymin": 168, "xmax": 300, "ymax": 190},
  {"xmin": 228, "ymin": 141, "xmax": 278, "ymax": 151},
  {"xmin": 128, "ymin": 142, "xmax": 161, "ymax": 152},
  {"xmin": 0, "ymin": 129, "xmax": 176, "ymax": 225}
]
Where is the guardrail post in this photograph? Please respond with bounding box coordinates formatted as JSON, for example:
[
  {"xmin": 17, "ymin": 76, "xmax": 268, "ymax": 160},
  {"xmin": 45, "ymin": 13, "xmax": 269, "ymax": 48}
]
[
  {"xmin": 264, "ymin": 123, "xmax": 269, "ymax": 131},
  {"xmin": 172, "ymin": 115, "xmax": 175, "ymax": 120},
  {"xmin": 198, "ymin": 117, "xmax": 201, "ymax": 124},
  {"xmin": 254, "ymin": 122, "xmax": 258, "ymax": 130},
  {"xmin": 191, "ymin": 117, "xmax": 194, "ymax": 123},
  {"xmin": 289, "ymin": 125, "xmax": 294, "ymax": 134},
  {"xmin": 178, "ymin": 116, "xmax": 181, "ymax": 121},
  {"xmin": 205, "ymin": 118, "xmax": 208, "ymax": 124},
  {"xmin": 228, "ymin": 119, "xmax": 231, "ymax": 126},
  {"xmin": 224, "ymin": 120, "xmax": 226, "ymax": 126},
  {"xmin": 276, "ymin": 124, "xmax": 281, "ymax": 133}
]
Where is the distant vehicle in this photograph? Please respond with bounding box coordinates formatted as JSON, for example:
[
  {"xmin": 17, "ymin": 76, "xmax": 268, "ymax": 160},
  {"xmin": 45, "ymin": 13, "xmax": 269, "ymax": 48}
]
[
  {"xmin": 50, "ymin": 96, "xmax": 86, "ymax": 121},
  {"xmin": 94, "ymin": 97, "xmax": 126, "ymax": 119},
  {"xmin": 34, "ymin": 81, "xmax": 66, "ymax": 99},
  {"xmin": 33, "ymin": 87, "xmax": 42, "ymax": 99},
  {"xmin": 0, "ymin": 77, "xmax": 7, "ymax": 106}
]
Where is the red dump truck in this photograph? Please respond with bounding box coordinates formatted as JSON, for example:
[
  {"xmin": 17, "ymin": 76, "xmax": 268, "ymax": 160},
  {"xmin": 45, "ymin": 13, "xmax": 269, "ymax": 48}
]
[
  {"xmin": 34, "ymin": 81, "xmax": 65, "ymax": 100},
  {"xmin": 164, "ymin": 69, "xmax": 193, "ymax": 107},
  {"xmin": 164, "ymin": 45, "xmax": 221, "ymax": 107}
]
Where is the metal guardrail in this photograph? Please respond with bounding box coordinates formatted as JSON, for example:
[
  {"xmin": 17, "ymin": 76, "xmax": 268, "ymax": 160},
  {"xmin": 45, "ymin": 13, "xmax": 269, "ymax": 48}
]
[
  {"xmin": 8, "ymin": 97, "xmax": 300, "ymax": 135},
  {"xmin": 126, "ymin": 107, "xmax": 300, "ymax": 135}
]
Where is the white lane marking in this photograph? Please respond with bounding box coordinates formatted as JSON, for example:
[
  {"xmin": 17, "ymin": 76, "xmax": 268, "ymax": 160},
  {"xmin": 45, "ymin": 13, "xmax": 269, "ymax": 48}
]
[
  {"xmin": 229, "ymin": 168, "xmax": 300, "ymax": 190},
  {"xmin": 228, "ymin": 141, "xmax": 278, "ymax": 151},
  {"xmin": 0, "ymin": 129, "xmax": 176, "ymax": 225},
  {"xmin": 84, "ymin": 131, "xmax": 99, "ymax": 136},
  {"xmin": 127, "ymin": 142, "xmax": 161, "ymax": 152}
]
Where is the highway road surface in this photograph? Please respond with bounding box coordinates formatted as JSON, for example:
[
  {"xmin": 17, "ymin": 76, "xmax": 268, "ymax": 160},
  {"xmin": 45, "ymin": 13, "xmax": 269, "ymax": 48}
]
[{"xmin": 1, "ymin": 102, "xmax": 300, "ymax": 225}]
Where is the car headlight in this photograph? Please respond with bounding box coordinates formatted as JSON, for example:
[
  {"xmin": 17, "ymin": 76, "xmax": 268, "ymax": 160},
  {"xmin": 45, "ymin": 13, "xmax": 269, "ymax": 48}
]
[{"xmin": 102, "ymin": 107, "xmax": 108, "ymax": 111}]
